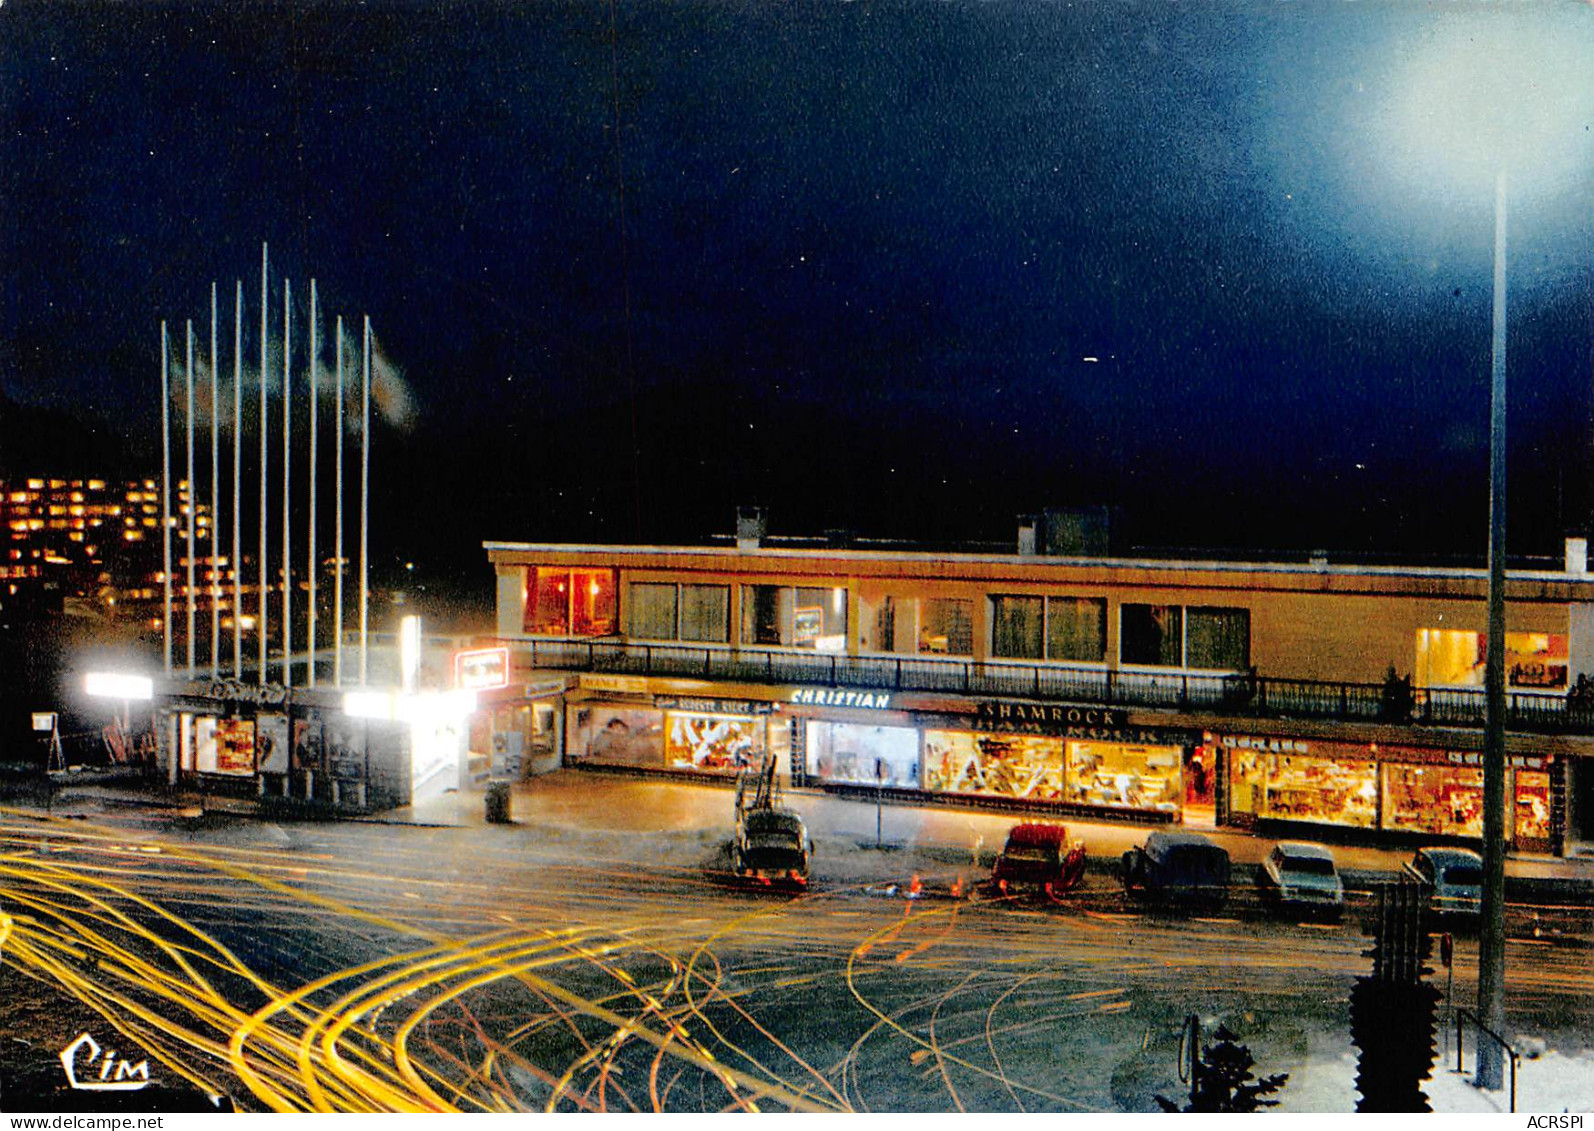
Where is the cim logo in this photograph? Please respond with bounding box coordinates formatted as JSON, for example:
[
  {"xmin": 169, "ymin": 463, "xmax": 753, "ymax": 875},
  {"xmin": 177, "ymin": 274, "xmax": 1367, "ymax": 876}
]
[{"xmin": 59, "ymin": 1032, "xmax": 152, "ymax": 1091}]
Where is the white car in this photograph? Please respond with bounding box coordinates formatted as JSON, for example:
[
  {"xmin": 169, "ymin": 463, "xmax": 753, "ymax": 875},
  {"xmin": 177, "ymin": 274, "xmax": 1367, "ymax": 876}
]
[
  {"xmin": 1257, "ymin": 842, "xmax": 1344, "ymax": 919},
  {"xmin": 1412, "ymin": 847, "xmax": 1483, "ymax": 920}
]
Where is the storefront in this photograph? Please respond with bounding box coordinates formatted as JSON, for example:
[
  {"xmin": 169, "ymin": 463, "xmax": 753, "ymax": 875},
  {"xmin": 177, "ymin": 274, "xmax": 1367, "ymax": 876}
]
[
  {"xmin": 795, "ymin": 697, "xmax": 1194, "ymax": 821},
  {"xmin": 158, "ymin": 681, "xmax": 414, "ymax": 812},
  {"xmin": 566, "ymin": 694, "xmax": 781, "ymax": 777},
  {"xmin": 1220, "ymin": 731, "xmax": 1558, "ymax": 852}
]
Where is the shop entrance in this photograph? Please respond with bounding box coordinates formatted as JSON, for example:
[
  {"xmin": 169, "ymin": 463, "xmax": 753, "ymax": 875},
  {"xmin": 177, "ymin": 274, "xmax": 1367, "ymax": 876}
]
[
  {"xmin": 1183, "ymin": 743, "xmax": 1216, "ymax": 827},
  {"xmin": 1571, "ymin": 758, "xmax": 1594, "ymax": 851}
]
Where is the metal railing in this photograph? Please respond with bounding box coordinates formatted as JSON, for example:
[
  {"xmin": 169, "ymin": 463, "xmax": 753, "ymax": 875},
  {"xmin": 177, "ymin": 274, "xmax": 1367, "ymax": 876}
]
[
  {"xmin": 1454, "ymin": 1007, "xmax": 1518, "ymax": 1112},
  {"xmin": 492, "ymin": 636, "xmax": 1593, "ymax": 735}
]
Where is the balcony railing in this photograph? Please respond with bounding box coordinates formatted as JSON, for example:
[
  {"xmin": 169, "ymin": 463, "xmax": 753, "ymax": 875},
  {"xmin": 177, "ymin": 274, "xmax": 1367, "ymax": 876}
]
[{"xmin": 494, "ymin": 636, "xmax": 1594, "ymax": 737}]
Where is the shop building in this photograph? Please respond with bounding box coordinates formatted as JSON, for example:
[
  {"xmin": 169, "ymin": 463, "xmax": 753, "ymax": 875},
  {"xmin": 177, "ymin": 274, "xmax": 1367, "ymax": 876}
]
[{"xmin": 481, "ymin": 528, "xmax": 1594, "ymax": 857}]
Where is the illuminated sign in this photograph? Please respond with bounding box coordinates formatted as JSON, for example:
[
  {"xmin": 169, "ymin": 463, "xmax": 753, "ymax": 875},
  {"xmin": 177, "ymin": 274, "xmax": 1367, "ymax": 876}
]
[
  {"xmin": 975, "ymin": 701, "xmax": 1125, "ymax": 728},
  {"xmin": 31, "ymin": 712, "xmax": 56, "ymax": 732},
  {"xmin": 207, "ymin": 679, "xmax": 289, "ymax": 706},
  {"xmin": 455, "ymin": 646, "xmax": 510, "ymax": 691},
  {"xmin": 788, "ymin": 688, "xmax": 893, "ymax": 709}
]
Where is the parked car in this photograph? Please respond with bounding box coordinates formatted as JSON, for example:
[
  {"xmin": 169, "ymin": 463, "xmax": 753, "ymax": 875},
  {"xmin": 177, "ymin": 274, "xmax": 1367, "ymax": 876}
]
[
  {"xmin": 1256, "ymin": 842, "xmax": 1344, "ymax": 918},
  {"xmin": 1122, "ymin": 831, "xmax": 1231, "ymax": 907},
  {"xmin": 992, "ymin": 823, "xmax": 1086, "ymax": 897},
  {"xmin": 1411, "ymin": 847, "xmax": 1483, "ymax": 920}
]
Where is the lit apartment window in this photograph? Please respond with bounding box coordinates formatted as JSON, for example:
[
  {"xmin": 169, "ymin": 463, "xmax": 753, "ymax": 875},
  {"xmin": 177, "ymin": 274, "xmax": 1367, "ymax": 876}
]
[{"xmin": 739, "ymin": 584, "xmax": 846, "ymax": 651}]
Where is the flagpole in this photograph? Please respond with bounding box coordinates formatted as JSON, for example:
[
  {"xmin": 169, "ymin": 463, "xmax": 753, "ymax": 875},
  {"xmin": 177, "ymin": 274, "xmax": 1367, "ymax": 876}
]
[
  {"xmin": 282, "ymin": 277, "xmax": 292, "ymax": 688},
  {"xmin": 334, "ymin": 315, "xmax": 345, "ymax": 687},
  {"xmin": 308, "ymin": 279, "xmax": 318, "ymax": 688},
  {"xmin": 210, "ymin": 282, "xmax": 220, "ymax": 673},
  {"xmin": 360, "ymin": 316, "xmax": 371, "ymax": 686},
  {"xmin": 160, "ymin": 322, "xmax": 172, "ymax": 677},
  {"xmin": 232, "ymin": 280, "xmax": 242, "ymax": 678},
  {"xmin": 258, "ymin": 243, "xmax": 269, "ymax": 684},
  {"xmin": 185, "ymin": 319, "xmax": 196, "ymax": 678}
]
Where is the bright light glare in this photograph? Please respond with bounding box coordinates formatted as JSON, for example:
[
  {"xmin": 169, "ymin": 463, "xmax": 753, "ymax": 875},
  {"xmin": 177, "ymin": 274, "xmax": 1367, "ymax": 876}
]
[
  {"xmin": 400, "ymin": 614, "xmax": 422, "ymax": 691},
  {"xmin": 1375, "ymin": 11, "xmax": 1594, "ymax": 201},
  {"xmin": 85, "ymin": 672, "xmax": 154, "ymax": 700},
  {"xmin": 343, "ymin": 690, "xmax": 396, "ymax": 720}
]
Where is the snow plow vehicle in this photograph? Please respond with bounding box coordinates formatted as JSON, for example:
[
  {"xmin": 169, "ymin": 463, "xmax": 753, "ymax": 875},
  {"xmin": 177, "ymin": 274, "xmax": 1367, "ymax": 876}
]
[{"xmin": 732, "ymin": 756, "xmax": 812, "ymax": 887}]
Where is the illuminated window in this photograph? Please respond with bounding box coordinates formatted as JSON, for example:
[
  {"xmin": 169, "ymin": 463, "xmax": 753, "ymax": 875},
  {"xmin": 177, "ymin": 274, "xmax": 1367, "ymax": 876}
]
[
  {"xmin": 1415, "ymin": 629, "xmax": 1567, "ymax": 689},
  {"xmin": 740, "ymin": 585, "xmax": 846, "ymax": 650},
  {"xmin": 524, "ymin": 567, "xmax": 616, "ymax": 636}
]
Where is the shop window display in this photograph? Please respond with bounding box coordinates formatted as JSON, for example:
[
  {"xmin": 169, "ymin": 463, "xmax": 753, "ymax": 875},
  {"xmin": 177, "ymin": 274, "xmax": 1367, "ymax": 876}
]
[
  {"xmin": 664, "ymin": 710, "xmax": 763, "ymax": 773},
  {"xmin": 924, "ymin": 729, "xmax": 1066, "ymax": 801},
  {"xmin": 1249, "ymin": 753, "xmax": 1377, "ymax": 828},
  {"xmin": 1381, "ymin": 763, "xmax": 1484, "ymax": 837},
  {"xmin": 1047, "ymin": 597, "xmax": 1106, "ymax": 663},
  {"xmin": 1066, "ymin": 741, "xmax": 1182, "ymax": 812},
  {"xmin": 569, "ymin": 705, "xmax": 664, "ymax": 767},
  {"xmin": 806, "ymin": 721, "xmax": 919, "ymax": 786},
  {"xmin": 1514, "ymin": 770, "xmax": 1552, "ymax": 845}
]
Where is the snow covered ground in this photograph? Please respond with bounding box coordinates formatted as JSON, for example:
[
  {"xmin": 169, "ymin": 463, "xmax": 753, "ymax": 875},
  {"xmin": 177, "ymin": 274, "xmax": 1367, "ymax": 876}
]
[
  {"xmin": 1276, "ymin": 1044, "xmax": 1594, "ymax": 1113},
  {"xmin": 1426, "ymin": 1049, "xmax": 1594, "ymax": 1114}
]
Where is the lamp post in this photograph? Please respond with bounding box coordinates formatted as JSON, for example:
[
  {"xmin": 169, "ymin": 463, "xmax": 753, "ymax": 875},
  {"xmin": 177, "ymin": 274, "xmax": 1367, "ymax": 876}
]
[
  {"xmin": 1370, "ymin": 9, "xmax": 1594, "ymax": 1091},
  {"xmin": 1478, "ymin": 167, "xmax": 1507, "ymax": 1091}
]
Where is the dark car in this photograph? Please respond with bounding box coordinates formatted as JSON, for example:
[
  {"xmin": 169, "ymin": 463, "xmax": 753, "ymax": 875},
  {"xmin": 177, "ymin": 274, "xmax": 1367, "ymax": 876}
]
[
  {"xmin": 734, "ymin": 807, "xmax": 812, "ymax": 886},
  {"xmin": 1412, "ymin": 847, "xmax": 1483, "ymax": 920},
  {"xmin": 992, "ymin": 823, "xmax": 1086, "ymax": 897},
  {"xmin": 1122, "ymin": 830, "xmax": 1231, "ymax": 907}
]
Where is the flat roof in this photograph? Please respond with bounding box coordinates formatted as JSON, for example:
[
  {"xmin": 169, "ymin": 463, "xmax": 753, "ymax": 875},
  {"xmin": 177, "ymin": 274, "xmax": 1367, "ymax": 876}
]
[{"xmin": 483, "ymin": 539, "xmax": 1594, "ymax": 597}]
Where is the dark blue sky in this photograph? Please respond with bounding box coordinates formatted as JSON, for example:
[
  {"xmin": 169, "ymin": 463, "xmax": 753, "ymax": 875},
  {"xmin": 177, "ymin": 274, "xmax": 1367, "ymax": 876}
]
[{"xmin": 3, "ymin": 2, "xmax": 1593, "ymax": 566}]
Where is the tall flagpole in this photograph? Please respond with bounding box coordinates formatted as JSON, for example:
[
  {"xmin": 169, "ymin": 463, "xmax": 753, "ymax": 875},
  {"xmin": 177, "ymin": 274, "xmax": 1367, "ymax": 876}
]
[
  {"xmin": 185, "ymin": 320, "xmax": 196, "ymax": 677},
  {"xmin": 282, "ymin": 278, "xmax": 293, "ymax": 688},
  {"xmin": 334, "ymin": 315, "xmax": 345, "ymax": 687},
  {"xmin": 308, "ymin": 280, "xmax": 318, "ymax": 687},
  {"xmin": 232, "ymin": 280, "xmax": 242, "ymax": 678},
  {"xmin": 360, "ymin": 316, "xmax": 371, "ymax": 685},
  {"xmin": 160, "ymin": 322, "xmax": 172, "ymax": 677},
  {"xmin": 210, "ymin": 282, "xmax": 220, "ymax": 673},
  {"xmin": 258, "ymin": 244, "xmax": 269, "ymax": 684}
]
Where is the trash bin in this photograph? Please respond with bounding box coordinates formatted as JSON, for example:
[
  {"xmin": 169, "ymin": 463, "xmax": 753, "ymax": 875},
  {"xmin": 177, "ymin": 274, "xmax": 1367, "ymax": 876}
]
[{"xmin": 485, "ymin": 779, "xmax": 513, "ymax": 824}]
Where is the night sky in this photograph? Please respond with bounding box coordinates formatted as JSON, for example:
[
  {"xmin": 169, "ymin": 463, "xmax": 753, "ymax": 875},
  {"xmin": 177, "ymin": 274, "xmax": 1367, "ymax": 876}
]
[{"xmin": 4, "ymin": 2, "xmax": 1594, "ymax": 575}]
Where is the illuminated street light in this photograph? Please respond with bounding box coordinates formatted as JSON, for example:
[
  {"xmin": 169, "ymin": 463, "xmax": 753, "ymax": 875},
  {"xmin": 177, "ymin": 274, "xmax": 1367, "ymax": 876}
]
[
  {"xmin": 1371, "ymin": 9, "xmax": 1594, "ymax": 1091},
  {"xmin": 84, "ymin": 672, "xmax": 155, "ymax": 701}
]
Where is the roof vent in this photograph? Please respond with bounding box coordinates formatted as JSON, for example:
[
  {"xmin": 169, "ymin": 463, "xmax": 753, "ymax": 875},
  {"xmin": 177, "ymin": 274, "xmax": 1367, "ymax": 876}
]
[
  {"xmin": 1567, "ymin": 536, "xmax": 1588, "ymax": 575},
  {"xmin": 736, "ymin": 506, "xmax": 767, "ymax": 552}
]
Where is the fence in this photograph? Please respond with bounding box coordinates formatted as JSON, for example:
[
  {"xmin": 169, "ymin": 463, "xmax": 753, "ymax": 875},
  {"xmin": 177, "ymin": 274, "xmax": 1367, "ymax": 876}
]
[{"xmin": 494, "ymin": 636, "xmax": 1592, "ymax": 736}]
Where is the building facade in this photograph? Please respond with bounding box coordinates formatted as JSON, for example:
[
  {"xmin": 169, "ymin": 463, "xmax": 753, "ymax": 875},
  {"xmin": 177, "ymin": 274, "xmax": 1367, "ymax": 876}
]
[{"xmin": 480, "ymin": 534, "xmax": 1594, "ymax": 858}]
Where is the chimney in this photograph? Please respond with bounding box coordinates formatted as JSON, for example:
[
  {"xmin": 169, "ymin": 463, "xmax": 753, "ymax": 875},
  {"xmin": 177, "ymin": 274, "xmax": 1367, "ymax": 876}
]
[
  {"xmin": 1567, "ymin": 536, "xmax": 1588, "ymax": 575},
  {"xmin": 736, "ymin": 506, "xmax": 767, "ymax": 552},
  {"xmin": 1017, "ymin": 515, "xmax": 1039, "ymax": 556}
]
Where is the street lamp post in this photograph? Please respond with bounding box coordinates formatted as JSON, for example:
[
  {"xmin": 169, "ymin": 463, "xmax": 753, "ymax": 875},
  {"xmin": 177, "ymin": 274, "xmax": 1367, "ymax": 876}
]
[
  {"xmin": 1370, "ymin": 12, "xmax": 1594, "ymax": 1089},
  {"xmin": 1477, "ymin": 168, "xmax": 1508, "ymax": 1091}
]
